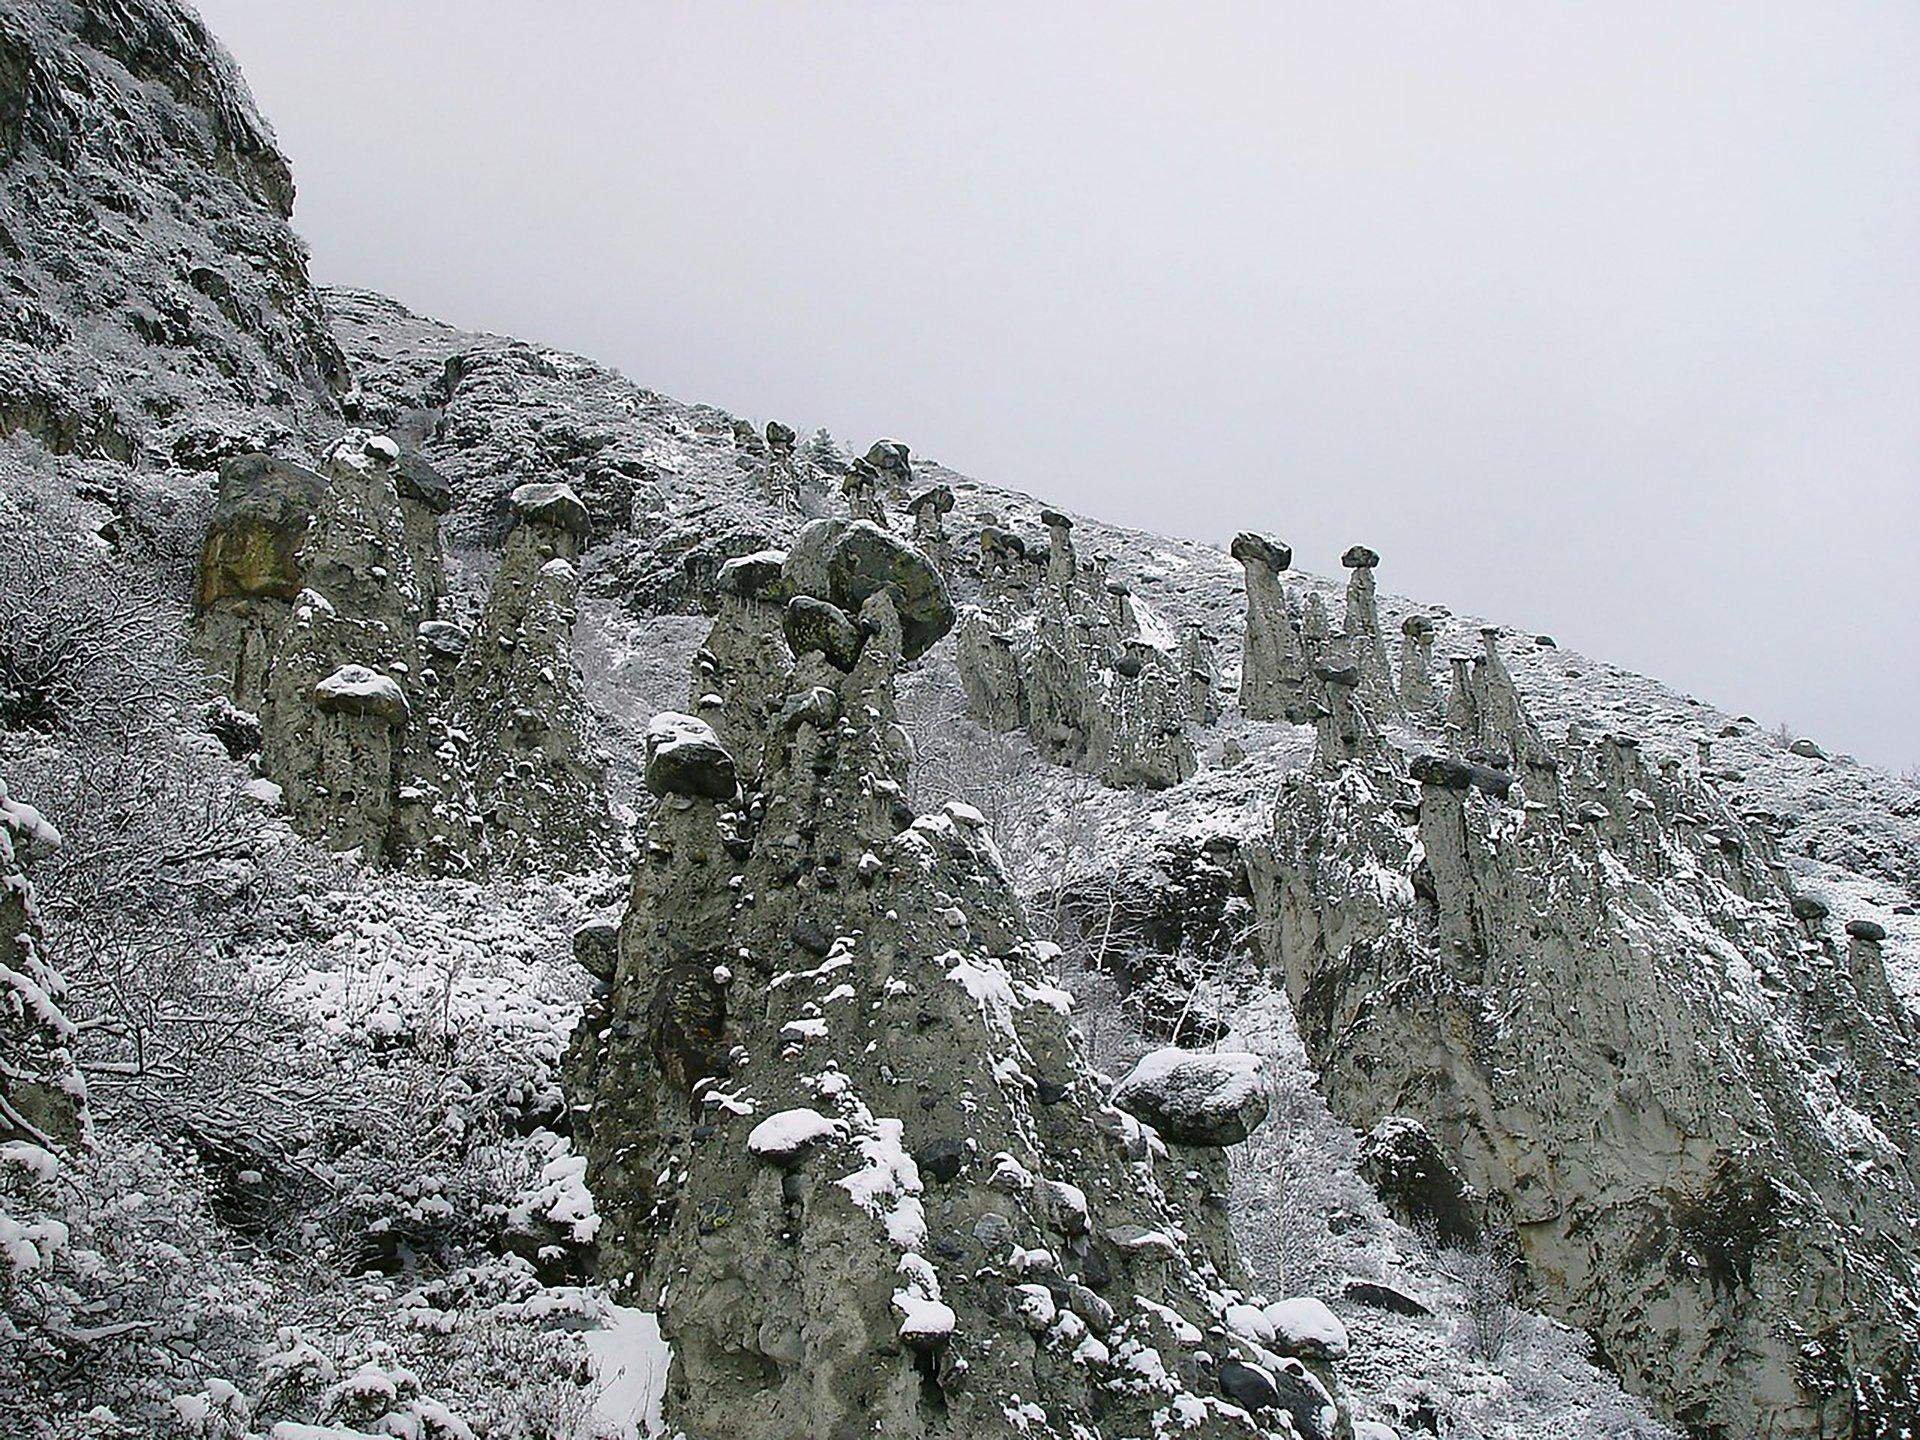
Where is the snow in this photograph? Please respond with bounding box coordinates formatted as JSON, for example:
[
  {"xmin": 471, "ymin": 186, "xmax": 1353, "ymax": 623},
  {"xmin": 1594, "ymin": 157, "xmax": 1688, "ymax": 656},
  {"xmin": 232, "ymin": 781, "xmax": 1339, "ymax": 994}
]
[
  {"xmin": 835, "ymin": 1115, "xmax": 927, "ymax": 1248},
  {"xmin": 747, "ymin": 1107, "xmax": 841, "ymax": 1160},
  {"xmin": 643, "ymin": 711, "xmax": 722, "ymax": 759},
  {"xmin": 584, "ymin": 1305, "xmax": 672, "ymax": 1438}
]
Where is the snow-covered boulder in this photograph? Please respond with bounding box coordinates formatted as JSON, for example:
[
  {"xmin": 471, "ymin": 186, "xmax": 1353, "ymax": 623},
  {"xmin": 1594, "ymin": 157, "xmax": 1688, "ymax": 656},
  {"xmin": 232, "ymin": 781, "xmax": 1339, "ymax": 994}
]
[
  {"xmin": 747, "ymin": 1108, "xmax": 842, "ymax": 1168},
  {"xmin": 312, "ymin": 664, "xmax": 410, "ymax": 725},
  {"xmin": 509, "ymin": 481, "xmax": 591, "ymax": 539},
  {"xmin": 1109, "ymin": 1048, "xmax": 1268, "ymax": 1146},
  {"xmin": 642, "ymin": 712, "xmax": 737, "ymax": 800},
  {"xmin": 1264, "ymin": 1296, "xmax": 1350, "ymax": 1362}
]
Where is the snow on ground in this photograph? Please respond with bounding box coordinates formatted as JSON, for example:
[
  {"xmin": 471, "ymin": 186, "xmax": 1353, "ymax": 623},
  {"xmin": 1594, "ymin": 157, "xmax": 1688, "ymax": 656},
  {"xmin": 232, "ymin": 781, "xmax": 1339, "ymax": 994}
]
[{"xmin": 584, "ymin": 1306, "xmax": 672, "ymax": 1439}]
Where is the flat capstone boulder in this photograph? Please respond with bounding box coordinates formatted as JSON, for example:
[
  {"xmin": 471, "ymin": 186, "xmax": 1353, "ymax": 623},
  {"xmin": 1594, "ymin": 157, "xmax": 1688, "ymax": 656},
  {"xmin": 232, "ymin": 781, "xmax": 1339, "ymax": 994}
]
[
  {"xmin": 643, "ymin": 712, "xmax": 738, "ymax": 800},
  {"xmin": 1110, "ymin": 1047, "xmax": 1267, "ymax": 1146}
]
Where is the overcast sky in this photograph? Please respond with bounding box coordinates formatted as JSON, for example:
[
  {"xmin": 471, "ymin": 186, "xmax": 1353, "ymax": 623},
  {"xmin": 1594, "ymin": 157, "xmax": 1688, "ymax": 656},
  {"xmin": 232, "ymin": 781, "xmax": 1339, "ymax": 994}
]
[{"xmin": 197, "ymin": 2, "xmax": 1919, "ymax": 770}]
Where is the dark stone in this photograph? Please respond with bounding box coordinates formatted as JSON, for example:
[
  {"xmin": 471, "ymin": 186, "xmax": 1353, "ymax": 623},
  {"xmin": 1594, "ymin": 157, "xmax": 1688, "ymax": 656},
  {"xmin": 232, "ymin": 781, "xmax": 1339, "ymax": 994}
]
[
  {"xmin": 915, "ymin": 1139, "xmax": 967, "ymax": 1184},
  {"xmin": 643, "ymin": 717, "xmax": 738, "ymax": 801},
  {"xmin": 1343, "ymin": 1279, "xmax": 1432, "ymax": 1316},
  {"xmin": 509, "ymin": 481, "xmax": 592, "ymax": 540},
  {"xmin": 394, "ymin": 451, "xmax": 453, "ymax": 514},
  {"xmin": 1313, "ymin": 663, "xmax": 1361, "ymax": 689},
  {"xmin": 1036, "ymin": 1078, "xmax": 1070, "ymax": 1105},
  {"xmin": 1410, "ymin": 753, "xmax": 1512, "ymax": 799},
  {"xmin": 764, "ymin": 419, "xmax": 796, "ymax": 448},
  {"xmin": 1114, "ymin": 651, "xmax": 1145, "ymax": 679},
  {"xmin": 1218, "ymin": 1359, "xmax": 1281, "ymax": 1413},
  {"xmin": 1847, "ymin": 918, "xmax": 1887, "ymax": 943},
  {"xmin": 1341, "ymin": 544, "xmax": 1380, "ymax": 569},
  {"xmin": 572, "ymin": 919, "xmax": 620, "ymax": 982},
  {"xmin": 784, "ymin": 595, "xmax": 865, "ymax": 671},
  {"xmin": 1791, "ymin": 894, "xmax": 1830, "ymax": 922},
  {"xmin": 1230, "ymin": 531, "xmax": 1291, "ymax": 572},
  {"xmin": 791, "ymin": 918, "xmax": 832, "ymax": 957},
  {"xmin": 1535, "ymin": 634, "xmax": 1557, "ymax": 647},
  {"xmin": 1409, "ymin": 755, "xmax": 1473, "ymax": 791},
  {"xmin": 1039, "ymin": 506, "xmax": 1074, "ymax": 531},
  {"xmin": 978, "ymin": 524, "xmax": 1026, "ymax": 559}
]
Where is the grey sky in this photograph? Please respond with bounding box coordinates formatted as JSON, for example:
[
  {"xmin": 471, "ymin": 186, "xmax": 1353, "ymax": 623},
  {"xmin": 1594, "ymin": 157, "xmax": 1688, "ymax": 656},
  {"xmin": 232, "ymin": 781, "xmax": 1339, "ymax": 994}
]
[{"xmin": 198, "ymin": 2, "xmax": 1919, "ymax": 769}]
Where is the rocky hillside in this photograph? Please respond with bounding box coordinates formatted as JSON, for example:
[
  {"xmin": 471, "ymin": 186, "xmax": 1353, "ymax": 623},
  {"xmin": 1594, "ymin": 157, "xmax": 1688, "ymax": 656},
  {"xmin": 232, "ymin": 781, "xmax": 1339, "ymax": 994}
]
[{"xmin": 3, "ymin": 4, "xmax": 1916, "ymax": 1439}]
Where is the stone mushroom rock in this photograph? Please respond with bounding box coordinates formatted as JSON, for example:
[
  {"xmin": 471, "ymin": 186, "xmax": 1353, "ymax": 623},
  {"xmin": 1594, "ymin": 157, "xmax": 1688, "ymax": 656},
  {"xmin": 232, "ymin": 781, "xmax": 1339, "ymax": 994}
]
[
  {"xmin": 907, "ymin": 483, "xmax": 955, "ymax": 517},
  {"xmin": 568, "ymin": 574, "xmax": 1317, "ymax": 1439},
  {"xmin": 1398, "ymin": 613, "xmax": 1440, "ymax": 715},
  {"xmin": 782, "ymin": 518, "xmax": 955, "ymax": 662},
  {"xmin": 1341, "ymin": 547, "xmax": 1398, "ymax": 711},
  {"xmin": 764, "ymin": 419, "xmax": 797, "ymax": 451},
  {"xmin": 1110, "ymin": 1048, "xmax": 1269, "ymax": 1145},
  {"xmin": 509, "ymin": 480, "xmax": 592, "ymax": 543},
  {"xmin": 1255, "ymin": 662, "xmax": 1920, "ymax": 1437},
  {"xmin": 1232, "ymin": 532, "xmax": 1308, "ymax": 722}
]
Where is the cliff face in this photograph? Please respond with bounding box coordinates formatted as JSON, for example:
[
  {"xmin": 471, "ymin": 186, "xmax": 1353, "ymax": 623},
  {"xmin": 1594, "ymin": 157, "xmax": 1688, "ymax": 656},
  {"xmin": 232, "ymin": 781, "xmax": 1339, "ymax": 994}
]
[{"xmin": 0, "ymin": 0, "xmax": 344, "ymax": 464}]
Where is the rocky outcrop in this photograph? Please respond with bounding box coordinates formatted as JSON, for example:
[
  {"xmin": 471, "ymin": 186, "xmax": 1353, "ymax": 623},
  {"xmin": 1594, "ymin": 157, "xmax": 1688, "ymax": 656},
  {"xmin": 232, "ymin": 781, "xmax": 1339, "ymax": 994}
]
[
  {"xmin": 568, "ymin": 533, "xmax": 1328, "ymax": 1440},
  {"xmin": 193, "ymin": 436, "xmax": 613, "ymax": 873},
  {"xmin": 440, "ymin": 481, "xmax": 614, "ymax": 874},
  {"xmin": 956, "ymin": 508, "xmax": 1198, "ymax": 791},
  {"xmin": 1250, "ymin": 670, "xmax": 1920, "ymax": 1437},
  {"xmin": 0, "ymin": 0, "xmax": 345, "ymax": 465}
]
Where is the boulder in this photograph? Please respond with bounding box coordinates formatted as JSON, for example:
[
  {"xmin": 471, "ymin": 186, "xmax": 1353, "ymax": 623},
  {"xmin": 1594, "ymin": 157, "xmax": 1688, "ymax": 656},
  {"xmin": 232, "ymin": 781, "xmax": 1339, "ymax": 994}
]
[
  {"xmin": 716, "ymin": 549, "xmax": 790, "ymax": 603},
  {"xmin": 1341, "ymin": 544, "xmax": 1380, "ymax": 569},
  {"xmin": 311, "ymin": 664, "xmax": 409, "ymax": 725},
  {"xmin": 784, "ymin": 595, "xmax": 865, "ymax": 671},
  {"xmin": 1342, "ymin": 1279, "xmax": 1431, "ymax": 1317},
  {"xmin": 1110, "ymin": 1048, "xmax": 1267, "ymax": 1146},
  {"xmin": 643, "ymin": 712, "xmax": 738, "ymax": 800},
  {"xmin": 1847, "ymin": 918, "xmax": 1888, "ymax": 944},
  {"xmin": 1230, "ymin": 531, "xmax": 1292, "ymax": 572},
  {"xmin": 1264, "ymin": 1296, "xmax": 1349, "ymax": 1361},
  {"xmin": 573, "ymin": 919, "xmax": 620, "ymax": 982},
  {"xmin": 509, "ymin": 481, "xmax": 592, "ymax": 540},
  {"xmin": 783, "ymin": 519, "xmax": 955, "ymax": 660},
  {"xmin": 394, "ymin": 451, "xmax": 453, "ymax": 513},
  {"xmin": 196, "ymin": 452, "xmax": 327, "ymax": 608}
]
